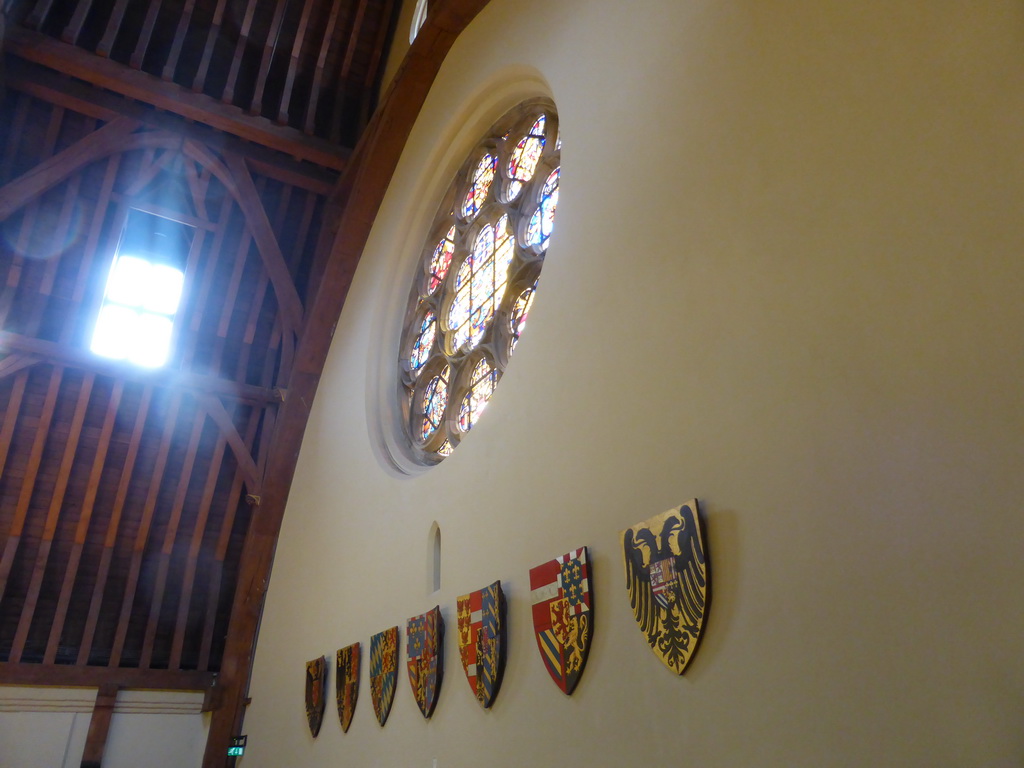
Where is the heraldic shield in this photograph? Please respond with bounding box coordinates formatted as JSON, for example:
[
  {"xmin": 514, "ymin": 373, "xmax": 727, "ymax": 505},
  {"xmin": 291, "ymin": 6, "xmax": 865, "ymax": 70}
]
[
  {"xmin": 622, "ymin": 501, "xmax": 709, "ymax": 675},
  {"xmin": 335, "ymin": 642, "xmax": 360, "ymax": 733},
  {"xmin": 369, "ymin": 627, "xmax": 399, "ymax": 726},
  {"xmin": 529, "ymin": 547, "xmax": 593, "ymax": 695},
  {"xmin": 456, "ymin": 581, "xmax": 506, "ymax": 708},
  {"xmin": 407, "ymin": 606, "xmax": 444, "ymax": 719},
  {"xmin": 305, "ymin": 655, "xmax": 328, "ymax": 737}
]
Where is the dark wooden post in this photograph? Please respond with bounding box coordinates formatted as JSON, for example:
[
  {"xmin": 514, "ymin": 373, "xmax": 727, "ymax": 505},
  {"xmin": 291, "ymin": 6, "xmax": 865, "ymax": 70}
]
[{"xmin": 81, "ymin": 684, "xmax": 119, "ymax": 768}]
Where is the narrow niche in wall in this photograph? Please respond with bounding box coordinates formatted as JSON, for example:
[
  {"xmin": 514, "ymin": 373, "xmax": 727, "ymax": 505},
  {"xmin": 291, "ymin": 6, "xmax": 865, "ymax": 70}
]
[{"xmin": 429, "ymin": 521, "xmax": 441, "ymax": 592}]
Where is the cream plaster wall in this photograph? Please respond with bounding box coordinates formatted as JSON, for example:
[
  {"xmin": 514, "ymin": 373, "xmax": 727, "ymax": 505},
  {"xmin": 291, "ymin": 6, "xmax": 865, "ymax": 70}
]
[{"xmin": 242, "ymin": 1, "xmax": 1024, "ymax": 766}]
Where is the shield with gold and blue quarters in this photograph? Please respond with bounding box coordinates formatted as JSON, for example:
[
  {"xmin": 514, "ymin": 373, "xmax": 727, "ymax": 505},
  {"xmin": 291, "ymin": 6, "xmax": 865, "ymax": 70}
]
[
  {"xmin": 369, "ymin": 627, "xmax": 399, "ymax": 726},
  {"xmin": 456, "ymin": 580, "xmax": 506, "ymax": 708},
  {"xmin": 529, "ymin": 547, "xmax": 593, "ymax": 694},
  {"xmin": 335, "ymin": 642, "xmax": 360, "ymax": 733},
  {"xmin": 406, "ymin": 606, "xmax": 444, "ymax": 719},
  {"xmin": 622, "ymin": 500, "xmax": 709, "ymax": 675},
  {"xmin": 305, "ymin": 655, "xmax": 327, "ymax": 737}
]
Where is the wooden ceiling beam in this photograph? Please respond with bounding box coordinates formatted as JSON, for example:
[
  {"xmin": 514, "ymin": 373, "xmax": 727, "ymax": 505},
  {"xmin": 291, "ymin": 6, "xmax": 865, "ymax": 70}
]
[
  {"xmin": 5, "ymin": 26, "xmax": 351, "ymax": 170},
  {"xmin": 330, "ymin": 0, "xmax": 370, "ymax": 143},
  {"xmin": 0, "ymin": 332, "xmax": 283, "ymax": 405},
  {"xmin": 277, "ymin": 0, "xmax": 318, "ymax": 126},
  {"xmin": 221, "ymin": 0, "xmax": 259, "ymax": 105},
  {"xmin": 303, "ymin": 0, "xmax": 345, "ymax": 135},
  {"xmin": 357, "ymin": 0, "xmax": 397, "ymax": 131},
  {"xmin": 77, "ymin": 387, "xmax": 153, "ymax": 666},
  {"xmin": 190, "ymin": 0, "xmax": 229, "ymax": 94},
  {"xmin": 169, "ymin": 434, "xmax": 227, "ymax": 669},
  {"xmin": 109, "ymin": 393, "xmax": 182, "ymax": 668},
  {"xmin": 196, "ymin": 395, "xmax": 259, "ymax": 492},
  {"xmin": 0, "ymin": 662, "xmax": 215, "ymax": 690},
  {"xmin": 0, "ymin": 353, "xmax": 39, "ymax": 379},
  {"xmin": 44, "ymin": 380, "xmax": 125, "ymax": 664},
  {"xmin": 0, "ymin": 119, "xmax": 173, "ymax": 221},
  {"xmin": 199, "ymin": 406, "xmax": 262, "ymax": 672},
  {"xmin": 139, "ymin": 411, "xmax": 206, "ymax": 669},
  {"xmin": 180, "ymin": 143, "xmax": 305, "ymax": 334},
  {"xmin": 9, "ymin": 373, "xmax": 95, "ymax": 663},
  {"xmin": 0, "ymin": 372, "xmax": 30, "ymax": 502},
  {"xmin": 4, "ymin": 61, "xmax": 340, "ymax": 196},
  {"xmin": 0, "ymin": 366, "xmax": 64, "ymax": 606},
  {"xmin": 249, "ymin": 0, "xmax": 289, "ymax": 117},
  {"xmin": 80, "ymin": 684, "xmax": 118, "ymax": 768}
]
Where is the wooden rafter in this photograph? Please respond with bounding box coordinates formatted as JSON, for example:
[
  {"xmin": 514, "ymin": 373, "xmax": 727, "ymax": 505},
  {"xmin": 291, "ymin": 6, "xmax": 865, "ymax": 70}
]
[
  {"xmin": 249, "ymin": 0, "xmax": 289, "ymax": 117},
  {"xmin": 190, "ymin": 0, "xmax": 230, "ymax": 93},
  {"xmin": 277, "ymin": 0, "xmax": 319, "ymax": 126},
  {"xmin": 221, "ymin": 0, "xmax": 260, "ymax": 105},
  {"xmin": 0, "ymin": 353, "xmax": 39, "ymax": 379},
  {"xmin": 109, "ymin": 394, "xmax": 182, "ymax": 668},
  {"xmin": 76, "ymin": 387, "xmax": 153, "ymax": 666},
  {"xmin": 0, "ymin": 119, "xmax": 173, "ymax": 221},
  {"xmin": 0, "ymin": 373, "xmax": 30, "ymax": 491},
  {"xmin": 331, "ymin": 0, "xmax": 370, "ymax": 143},
  {"xmin": 183, "ymin": 143, "xmax": 305, "ymax": 334},
  {"xmin": 0, "ymin": 662, "xmax": 214, "ymax": 690},
  {"xmin": 169, "ymin": 434, "xmax": 227, "ymax": 669},
  {"xmin": 303, "ymin": 0, "xmax": 345, "ymax": 135},
  {"xmin": 6, "ymin": 26, "xmax": 350, "ymax": 170},
  {"xmin": 44, "ymin": 380, "xmax": 125, "ymax": 664},
  {"xmin": 139, "ymin": 412, "xmax": 207, "ymax": 669},
  {"xmin": 0, "ymin": 366, "xmax": 65, "ymax": 605},
  {"xmin": 0, "ymin": 332, "xmax": 282, "ymax": 405},
  {"xmin": 195, "ymin": 394, "xmax": 259, "ymax": 492},
  {"xmin": 4, "ymin": 59, "xmax": 342, "ymax": 196},
  {"xmin": 9, "ymin": 373, "xmax": 96, "ymax": 662}
]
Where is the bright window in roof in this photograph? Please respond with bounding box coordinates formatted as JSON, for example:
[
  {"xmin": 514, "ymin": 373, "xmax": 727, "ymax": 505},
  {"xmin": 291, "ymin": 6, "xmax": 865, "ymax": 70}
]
[{"xmin": 90, "ymin": 210, "xmax": 193, "ymax": 368}]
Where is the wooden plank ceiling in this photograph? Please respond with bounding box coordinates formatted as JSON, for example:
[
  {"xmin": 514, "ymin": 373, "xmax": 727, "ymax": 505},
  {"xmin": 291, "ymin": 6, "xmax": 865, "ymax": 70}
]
[
  {"xmin": 0, "ymin": 0, "xmax": 496, "ymax": 763},
  {"xmin": 0, "ymin": 0, "xmax": 396, "ymax": 705}
]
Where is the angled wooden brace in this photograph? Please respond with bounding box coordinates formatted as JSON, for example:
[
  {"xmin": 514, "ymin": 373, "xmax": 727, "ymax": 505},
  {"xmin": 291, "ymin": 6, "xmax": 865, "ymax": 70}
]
[
  {"xmin": 0, "ymin": 119, "xmax": 183, "ymax": 220},
  {"xmin": 0, "ymin": 353, "xmax": 40, "ymax": 380},
  {"xmin": 195, "ymin": 393, "xmax": 261, "ymax": 493},
  {"xmin": 181, "ymin": 140, "xmax": 305, "ymax": 334}
]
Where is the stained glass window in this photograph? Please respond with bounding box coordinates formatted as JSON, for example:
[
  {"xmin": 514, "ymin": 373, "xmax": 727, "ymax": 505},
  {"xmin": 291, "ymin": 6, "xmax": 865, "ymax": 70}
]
[
  {"xmin": 509, "ymin": 284, "xmax": 535, "ymax": 352},
  {"xmin": 399, "ymin": 101, "xmax": 561, "ymax": 464},
  {"xmin": 506, "ymin": 116, "xmax": 545, "ymax": 200},
  {"xmin": 458, "ymin": 358, "xmax": 498, "ymax": 431},
  {"xmin": 420, "ymin": 365, "xmax": 450, "ymax": 440},
  {"xmin": 427, "ymin": 226, "xmax": 456, "ymax": 294},
  {"xmin": 409, "ymin": 310, "xmax": 437, "ymax": 375},
  {"xmin": 526, "ymin": 167, "xmax": 559, "ymax": 251},
  {"xmin": 460, "ymin": 153, "xmax": 498, "ymax": 220},
  {"xmin": 448, "ymin": 215, "xmax": 514, "ymax": 352}
]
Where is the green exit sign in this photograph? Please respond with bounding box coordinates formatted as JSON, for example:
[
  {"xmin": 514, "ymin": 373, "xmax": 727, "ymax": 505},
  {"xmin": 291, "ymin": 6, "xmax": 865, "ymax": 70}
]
[{"xmin": 228, "ymin": 735, "xmax": 247, "ymax": 757}]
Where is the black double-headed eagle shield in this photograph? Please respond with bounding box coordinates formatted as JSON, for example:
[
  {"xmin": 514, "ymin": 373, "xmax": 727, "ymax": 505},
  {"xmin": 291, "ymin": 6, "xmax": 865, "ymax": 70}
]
[
  {"xmin": 335, "ymin": 642, "xmax": 360, "ymax": 732},
  {"xmin": 622, "ymin": 501, "xmax": 709, "ymax": 674},
  {"xmin": 305, "ymin": 655, "xmax": 328, "ymax": 737}
]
